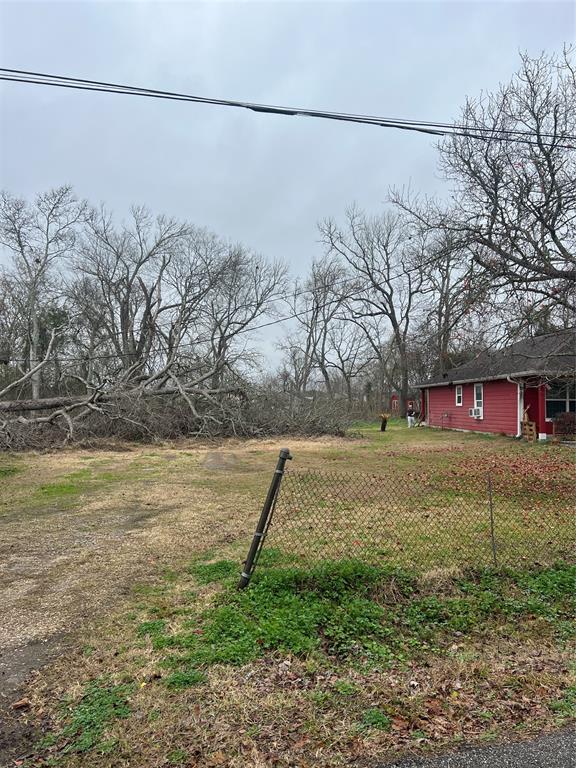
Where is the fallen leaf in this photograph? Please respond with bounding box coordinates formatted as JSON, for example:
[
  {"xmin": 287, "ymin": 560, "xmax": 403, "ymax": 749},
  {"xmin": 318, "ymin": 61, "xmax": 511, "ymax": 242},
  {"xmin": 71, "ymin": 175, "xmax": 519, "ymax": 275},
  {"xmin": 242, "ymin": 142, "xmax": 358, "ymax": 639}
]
[
  {"xmin": 426, "ymin": 699, "xmax": 443, "ymax": 715},
  {"xmin": 391, "ymin": 716, "xmax": 410, "ymax": 731},
  {"xmin": 11, "ymin": 698, "xmax": 31, "ymax": 710}
]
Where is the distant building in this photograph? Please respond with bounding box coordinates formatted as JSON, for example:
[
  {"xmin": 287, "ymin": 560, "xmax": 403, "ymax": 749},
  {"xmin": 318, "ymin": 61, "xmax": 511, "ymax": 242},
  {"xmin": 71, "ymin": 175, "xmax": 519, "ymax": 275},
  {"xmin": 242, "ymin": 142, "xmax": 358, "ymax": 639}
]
[{"xmin": 418, "ymin": 330, "xmax": 576, "ymax": 440}]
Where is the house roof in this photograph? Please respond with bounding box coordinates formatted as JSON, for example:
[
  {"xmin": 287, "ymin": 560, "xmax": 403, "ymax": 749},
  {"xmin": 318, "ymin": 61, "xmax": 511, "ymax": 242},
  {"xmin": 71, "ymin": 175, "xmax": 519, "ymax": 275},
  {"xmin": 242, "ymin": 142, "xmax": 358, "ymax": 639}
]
[{"xmin": 419, "ymin": 329, "xmax": 576, "ymax": 388}]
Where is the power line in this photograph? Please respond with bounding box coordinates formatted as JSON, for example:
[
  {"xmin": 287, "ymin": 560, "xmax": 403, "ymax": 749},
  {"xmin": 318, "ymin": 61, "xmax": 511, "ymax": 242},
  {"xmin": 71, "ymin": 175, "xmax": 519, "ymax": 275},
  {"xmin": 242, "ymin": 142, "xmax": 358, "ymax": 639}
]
[
  {"xmin": 2, "ymin": 68, "xmax": 575, "ymax": 148},
  {"xmin": 4, "ymin": 67, "xmax": 565, "ymax": 141}
]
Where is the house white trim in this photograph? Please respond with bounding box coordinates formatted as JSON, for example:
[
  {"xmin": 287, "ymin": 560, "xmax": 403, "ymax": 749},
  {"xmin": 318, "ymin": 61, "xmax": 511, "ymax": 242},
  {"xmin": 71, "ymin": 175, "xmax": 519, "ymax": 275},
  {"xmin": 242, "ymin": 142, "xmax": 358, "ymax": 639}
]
[{"xmin": 418, "ymin": 369, "xmax": 573, "ymax": 388}]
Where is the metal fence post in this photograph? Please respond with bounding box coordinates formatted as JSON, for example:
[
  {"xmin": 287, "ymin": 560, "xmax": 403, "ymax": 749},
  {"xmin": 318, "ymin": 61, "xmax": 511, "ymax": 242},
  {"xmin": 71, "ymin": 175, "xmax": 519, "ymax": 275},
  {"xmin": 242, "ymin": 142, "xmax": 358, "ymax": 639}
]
[
  {"xmin": 238, "ymin": 448, "xmax": 292, "ymax": 589},
  {"xmin": 487, "ymin": 472, "xmax": 498, "ymax": 567}
]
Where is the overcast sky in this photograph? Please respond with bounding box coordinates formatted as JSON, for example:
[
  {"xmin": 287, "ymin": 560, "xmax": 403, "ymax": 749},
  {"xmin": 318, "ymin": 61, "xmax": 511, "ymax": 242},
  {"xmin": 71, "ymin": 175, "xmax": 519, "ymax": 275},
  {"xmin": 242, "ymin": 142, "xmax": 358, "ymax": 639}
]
[{"xmin": 0, "ymin": 0, "xmax": 573, "ymax": 361}]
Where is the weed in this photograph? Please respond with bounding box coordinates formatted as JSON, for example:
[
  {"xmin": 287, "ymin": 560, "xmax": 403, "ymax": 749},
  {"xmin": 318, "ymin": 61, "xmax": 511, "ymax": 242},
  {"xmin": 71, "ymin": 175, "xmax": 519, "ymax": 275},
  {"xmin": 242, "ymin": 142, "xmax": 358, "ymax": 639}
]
[
  {"xmin": 333, "ymin": 680, "xmax": 358, "ymax": 696},
  {"xmin": 360, "ymin": 708, "xmax": 392, "ymax": 731},
  {"xmin": 164, "ymin": 669, "xmax": 206, "ymax": 689},
  {"xmin": 137, "ymin": 620, "xmax": 167, "ymax": 637},
  {"xmin": 550, "ymin": 684, "xmax": 576, "ymax": 719},
  {"xmin": 188, "ymin": 559, "xmax": 238, "ymax": 584},
  {"xmin": 143, "ymin": 561, "xmax": 576, "ymax": 689},
  {"xmin": 163, "ymin": 568, "xmax": 179, "ymax": 582},
  {"xmin": 0, "ymin": 465, "xmax": 20, "ymax": 477},
  {"xmin": 167, "ymin": 748, "xmax": 189, "ymax": 765},
  {"xmin": 132, "ymin": 583, "xmax": 169, "ymax": 597},
  {"xmin": 309, "ymin": 690, "xmax": 334, "ymax": 707},
  {"xmin": 55, "ymin": 678, "xmax": 133, "ymax": 754},
  {"xmin": 34, "ymin": 470, "xmax": 94, "ymax": 500},
  {"xmin": 36, "ymin": 482, "xmax": 82, "ymax": 499}
]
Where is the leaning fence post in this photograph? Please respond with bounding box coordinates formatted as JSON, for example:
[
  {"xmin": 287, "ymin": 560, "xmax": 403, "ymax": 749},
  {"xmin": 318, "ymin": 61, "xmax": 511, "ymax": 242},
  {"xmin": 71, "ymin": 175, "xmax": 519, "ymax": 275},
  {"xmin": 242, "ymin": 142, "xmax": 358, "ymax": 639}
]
[
  {"xmin": 238, "ymin": 448, "xmax": 292, "ymax": 589},
  {"xmin": 487, "ymin": 472, "xmax": 498, "ymax": 567}
]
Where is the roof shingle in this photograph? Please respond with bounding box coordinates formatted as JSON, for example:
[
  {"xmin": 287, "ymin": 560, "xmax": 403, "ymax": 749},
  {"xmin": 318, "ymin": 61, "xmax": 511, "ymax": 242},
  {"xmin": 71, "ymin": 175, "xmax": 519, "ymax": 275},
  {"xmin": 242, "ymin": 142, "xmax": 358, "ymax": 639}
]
[{"xmin": 419, "ymin": 329, "xmax": 576, "ymax": 387}]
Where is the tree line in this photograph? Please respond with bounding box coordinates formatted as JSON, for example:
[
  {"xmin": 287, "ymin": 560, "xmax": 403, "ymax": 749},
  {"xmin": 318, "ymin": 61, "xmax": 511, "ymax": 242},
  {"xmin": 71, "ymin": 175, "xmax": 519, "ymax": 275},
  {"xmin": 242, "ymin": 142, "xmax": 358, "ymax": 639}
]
[{"xmin": 0, "ymin": 50, "xmax": 574, "ymax": 448}]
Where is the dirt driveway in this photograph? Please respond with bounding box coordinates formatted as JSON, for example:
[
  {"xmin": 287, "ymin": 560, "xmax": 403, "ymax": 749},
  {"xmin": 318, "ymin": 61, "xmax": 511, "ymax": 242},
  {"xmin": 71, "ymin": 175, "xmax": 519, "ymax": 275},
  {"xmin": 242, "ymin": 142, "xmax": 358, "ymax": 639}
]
[
  {"xmin": 0, "ymin": 444, "xmax": 258, "ymax": 763},
  {"xmin": 0, "ymin": 438, "xmax": 342, "ymax": 764}
]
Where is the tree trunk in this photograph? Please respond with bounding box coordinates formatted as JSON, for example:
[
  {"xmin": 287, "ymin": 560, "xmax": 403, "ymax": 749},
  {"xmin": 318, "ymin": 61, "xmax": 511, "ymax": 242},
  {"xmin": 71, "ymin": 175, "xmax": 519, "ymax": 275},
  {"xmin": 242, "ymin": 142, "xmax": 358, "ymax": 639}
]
[
  {"xmin": 400, "ymin": 364, "xmax": 409, "ymax": 418},
  {"xmin": 30, "ymin": 310, "xmax": 41, "ymax": 401},
  {"xmin": 345, "ymin": 378, "xmax": 353, "ymax": 409},
  {"xmin": 319, "ymin": 365, "xmax": 332, "ymax": 397}
]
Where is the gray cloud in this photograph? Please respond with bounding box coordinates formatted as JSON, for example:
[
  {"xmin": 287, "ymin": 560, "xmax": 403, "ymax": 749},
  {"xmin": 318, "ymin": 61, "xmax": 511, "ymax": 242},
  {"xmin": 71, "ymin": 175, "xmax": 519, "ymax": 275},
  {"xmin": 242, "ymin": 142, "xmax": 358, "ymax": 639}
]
[{"xmin": 0, "ymin": 0, "xmax": 573, "ymax": 360}]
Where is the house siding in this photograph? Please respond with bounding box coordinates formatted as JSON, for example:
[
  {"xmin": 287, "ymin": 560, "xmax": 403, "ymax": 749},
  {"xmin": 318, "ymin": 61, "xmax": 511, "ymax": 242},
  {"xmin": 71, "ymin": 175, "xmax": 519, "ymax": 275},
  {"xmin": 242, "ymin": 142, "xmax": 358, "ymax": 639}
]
[{"xmin": 424, "ymin": 380, "xmax": 519, "ymax": 436}]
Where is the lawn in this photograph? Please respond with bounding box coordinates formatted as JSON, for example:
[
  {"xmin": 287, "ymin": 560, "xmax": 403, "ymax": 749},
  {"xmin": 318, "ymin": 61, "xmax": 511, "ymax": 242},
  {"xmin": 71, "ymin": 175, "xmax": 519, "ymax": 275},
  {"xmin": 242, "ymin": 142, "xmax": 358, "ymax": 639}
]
[{"xmin": 1, "ymin": 422, "xmax": 574, "ymax": 767}]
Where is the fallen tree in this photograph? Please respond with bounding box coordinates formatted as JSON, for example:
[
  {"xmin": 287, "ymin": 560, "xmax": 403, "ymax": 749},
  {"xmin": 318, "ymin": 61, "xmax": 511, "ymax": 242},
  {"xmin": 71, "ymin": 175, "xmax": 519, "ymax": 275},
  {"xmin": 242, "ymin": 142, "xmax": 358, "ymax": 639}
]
[{"xmin": 0, "ymin": 387, "xmax": 351, "ymax": 451}]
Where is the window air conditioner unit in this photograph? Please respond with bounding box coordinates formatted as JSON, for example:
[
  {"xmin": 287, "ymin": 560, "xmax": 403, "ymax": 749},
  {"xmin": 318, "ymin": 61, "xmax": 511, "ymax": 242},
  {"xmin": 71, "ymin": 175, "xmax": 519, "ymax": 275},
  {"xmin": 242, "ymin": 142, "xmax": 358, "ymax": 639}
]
[{"xmin": 469, "ymin": 407, "xmax": 483, "ymax": 419}]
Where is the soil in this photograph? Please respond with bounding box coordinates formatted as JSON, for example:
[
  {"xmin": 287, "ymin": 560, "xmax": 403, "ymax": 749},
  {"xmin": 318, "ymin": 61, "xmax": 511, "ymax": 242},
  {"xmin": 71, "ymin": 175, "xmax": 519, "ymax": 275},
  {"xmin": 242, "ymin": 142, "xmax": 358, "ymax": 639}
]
[
  {"xmin": 203, "ymin": 451, "xmax": 239, "ymax": 470},
  {"xmin": 0, "ymin": 635, "xmax": 65, "ymax": 766}
]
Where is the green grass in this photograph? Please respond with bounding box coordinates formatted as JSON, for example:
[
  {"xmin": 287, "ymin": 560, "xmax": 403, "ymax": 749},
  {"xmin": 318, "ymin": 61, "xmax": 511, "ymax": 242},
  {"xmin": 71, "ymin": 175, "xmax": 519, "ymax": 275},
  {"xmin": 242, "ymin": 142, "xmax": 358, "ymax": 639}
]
[
  {"xmin": 8, "ymin": 429, "xmax": 575, "ymax": 767},
  {"xmin": 137, "ymin": 619, "xmax": 167, "ymax": 637},
  {"xmin": 34, "ymin": 469, "xmax": 94, "ymax": 500},
  {"xmin": 551, "ymin": 682, "xmax": 576, "ymax": 719},
  {"xmin": 164, "ymin": 669, "xmax": 207, "ymax": 689},
  {"xmin": 0, "ymin": 464, "xmax": 21, "ymax": 477},
  {"xmin": 262, "ymin": 426, "xmax": 575, "ymax": 569},
  {"xmin": 37, "ymin": 549, "xmax": 573, "ymax": 762},
  {"xmin": 360, "ymin": 708, "xmax": 392, "ymax": 731},
  {"xmin": 54, "ymin": 678, "xmax": 133, "ymax": 754},
  {"xmin": 333, "ymin": 679, "xmax": 358, "ymax": 696},
  {"xmin": 188, "ymin": 559, "xmax": 239, "ymax": 584},
  {"xmin": 35, "ymin": 481, "xmax": 84, "ymax": 499},
  {"xmin": 139, "ymin": 560, "xmax": 575, "ymax": 686},
  {"xmin": 167, "ymin": 748, "xmax": 189, "ymax": 765}
]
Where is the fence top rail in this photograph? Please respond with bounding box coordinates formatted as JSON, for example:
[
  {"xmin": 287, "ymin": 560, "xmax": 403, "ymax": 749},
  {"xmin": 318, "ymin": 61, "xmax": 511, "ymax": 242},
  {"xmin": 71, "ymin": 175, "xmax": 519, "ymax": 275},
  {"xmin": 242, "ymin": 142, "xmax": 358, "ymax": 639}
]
[
  {"xmin": 284, "ymin": 467, "xmax": 396, "ymax": 482},
  {"xmin": 283, "ymin": 467, "xmax": 495, "ymax": 485}
]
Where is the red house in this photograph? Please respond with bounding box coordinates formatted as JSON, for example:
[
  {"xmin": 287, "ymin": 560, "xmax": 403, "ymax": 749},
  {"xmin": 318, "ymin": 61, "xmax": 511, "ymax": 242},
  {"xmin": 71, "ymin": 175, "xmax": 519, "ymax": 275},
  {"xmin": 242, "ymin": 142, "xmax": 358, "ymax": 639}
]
[{"xmin": 419, "ymin": 330, "xmax": 575, "ymax": 440}]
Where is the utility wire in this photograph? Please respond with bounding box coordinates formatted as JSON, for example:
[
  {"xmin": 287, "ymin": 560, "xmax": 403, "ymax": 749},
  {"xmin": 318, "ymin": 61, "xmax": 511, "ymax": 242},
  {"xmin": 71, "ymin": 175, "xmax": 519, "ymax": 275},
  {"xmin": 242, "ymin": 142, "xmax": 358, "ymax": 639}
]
[
  {"xmin": 2, "ymin": 68, "xmax": 575, "ymax": 148},
  {"xmin": 0, "ymin": 68, "xmax": 479, "ymax": 134},
  {"xmin": 1, "ymin": 67, "xmax": 569, "ymax": 139}
]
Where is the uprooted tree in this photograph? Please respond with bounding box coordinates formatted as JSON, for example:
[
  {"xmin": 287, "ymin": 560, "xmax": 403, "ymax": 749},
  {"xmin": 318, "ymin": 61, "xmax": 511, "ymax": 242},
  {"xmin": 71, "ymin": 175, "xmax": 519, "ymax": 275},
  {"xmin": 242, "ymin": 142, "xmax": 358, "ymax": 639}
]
[{"xmin": 0, "ymin": 192, "xmax": 310, "ymax": 447}]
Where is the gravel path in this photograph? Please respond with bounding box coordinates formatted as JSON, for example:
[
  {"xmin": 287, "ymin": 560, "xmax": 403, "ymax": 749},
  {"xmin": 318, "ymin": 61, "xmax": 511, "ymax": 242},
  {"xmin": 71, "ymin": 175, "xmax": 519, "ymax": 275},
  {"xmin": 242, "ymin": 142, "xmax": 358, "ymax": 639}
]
[{"xmin": 383, "ymin": 730, "xmax": 575, "ymax": 768}]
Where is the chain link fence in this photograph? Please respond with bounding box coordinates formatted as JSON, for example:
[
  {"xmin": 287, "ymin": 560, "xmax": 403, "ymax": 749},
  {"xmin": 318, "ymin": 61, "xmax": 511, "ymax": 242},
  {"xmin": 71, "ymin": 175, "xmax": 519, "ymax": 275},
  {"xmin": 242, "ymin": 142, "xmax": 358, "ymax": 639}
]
[{"xmin": 244, "ymin": 463, "xmax": 575, "ymax": 579}]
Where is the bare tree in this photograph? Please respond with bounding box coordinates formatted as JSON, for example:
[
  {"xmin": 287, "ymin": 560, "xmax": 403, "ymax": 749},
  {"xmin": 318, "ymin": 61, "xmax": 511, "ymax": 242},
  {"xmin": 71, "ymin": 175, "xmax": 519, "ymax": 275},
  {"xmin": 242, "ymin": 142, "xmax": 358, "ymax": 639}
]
[
  {"xmin": 0, "ymin": 186, "xmax": 85, "ymax": 399},
  {"xmin": 320, "ymin": 207, "xmax": 428, "ymax": 415},
  {"xmin": 284, "ymin": 255, "xmax": 351, "ymax": 398},
  {"xmin": 278, "ymin": 331, "xmax": 315, "ymax": 396},
  {"xmin": 413, "ymin": 230, "xmax": 494, "ymax": 375},
  {"xmin": 0, "ymin": 273, "xmax": 25, "ymax": 367},
  {"xmin": 74, "ymin": 205, "xmax": 190, "ymax": 383},
  {"xmin": 0, "ymin": 192, "xmax": 290, "ymax": 445},
  {"xmin": 395, "ymin": 50, "xmax": 576, "ymax": 315},
  {"xmin": 325, "ymin": 319, "xmax": 372, "ymax": 406},
  {"xmin": 203, "ymin": 246, "xmax": 286, "ymax": 389}
]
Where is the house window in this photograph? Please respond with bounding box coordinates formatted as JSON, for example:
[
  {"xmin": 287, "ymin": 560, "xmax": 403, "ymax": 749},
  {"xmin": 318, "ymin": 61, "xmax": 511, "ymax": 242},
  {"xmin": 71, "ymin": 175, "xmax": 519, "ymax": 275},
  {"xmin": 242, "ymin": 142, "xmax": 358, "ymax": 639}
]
[
  {"xmin": 545, "ymin": 381, "xmax": 576, "ymax": 420},
  {"xmin": 474, "ymin": 383, "xmax": 483, "ymax": 409},
  {"xmin": 455, "ymin": 385, "xmax": 463, "ymax": 406}
]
